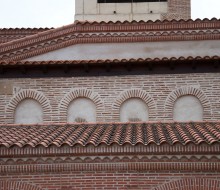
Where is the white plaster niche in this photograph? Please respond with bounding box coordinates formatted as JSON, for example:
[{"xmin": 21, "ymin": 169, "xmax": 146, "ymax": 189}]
[
  {"xmin": 173, "ymin": 95, "xmax": 203, "ymax": 122},
  {"xmin": 120, "ymin": 98, "xmax": 149, "ymax": 122},
  {"xmin": 67, "ymin": 98, "xmax": 96, "ymax": 123},
  {"xmin": 14, "ymin": 99, "xmax": 43, "ymax": 124}
]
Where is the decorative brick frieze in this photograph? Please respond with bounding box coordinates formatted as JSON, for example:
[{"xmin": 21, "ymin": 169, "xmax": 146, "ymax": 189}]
[
  {"xmin": 6, "ymin": 89, "xmax": 51, "ymax": 123},
  {"xmin": 164, "ymin": 86, "xmax": 211, "ymax": 120},
  {"xmin": 59, "ymin": 88, "xmax": 104, "ymax": 122},
  {"xmin": 1, "ymin": 161, "xmax": 220, "ymax": 174}
]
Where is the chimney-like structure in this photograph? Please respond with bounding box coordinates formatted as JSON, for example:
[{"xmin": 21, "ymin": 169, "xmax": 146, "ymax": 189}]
[{"xmin": 75, "ymin": 0, "xmax": 191, "ymax": 22}]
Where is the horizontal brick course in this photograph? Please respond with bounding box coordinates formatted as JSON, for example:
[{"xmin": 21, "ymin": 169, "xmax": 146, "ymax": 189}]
[{"xmin": 1, "ymin": 173, "xmax": 220, "ymax": 190}]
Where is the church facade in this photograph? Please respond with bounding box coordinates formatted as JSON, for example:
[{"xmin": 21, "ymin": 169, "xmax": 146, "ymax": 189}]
[{"xmin": 0, "ymin": 0, "xmax": 220, "ymax": 189}]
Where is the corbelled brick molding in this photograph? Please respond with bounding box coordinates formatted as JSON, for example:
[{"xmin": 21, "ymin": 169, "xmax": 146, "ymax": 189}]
[
  {"xmin": 6, "ymin": 89, "xmax": 51, "ymax": 123},
  {"xmin": 164, "ymin": 86, "xmax": 211, "ymax": 120},
  {"xmin": 153, "ymin": 178, "xmax": 220, "ymax": 190},
  {"xmin": 59, "ymin": 88, "xmax": 104, "ymax": 122},
  {"xmin": 0, "ymin": 19, "xmax": 220, "ymax": 61},
  {"xmin": 0, "ymin": 181, "xmax": 42, "ymax": 190},
  {"xmin": 113, "ymin": 89, "xmax": 156, "ymax": 120}
]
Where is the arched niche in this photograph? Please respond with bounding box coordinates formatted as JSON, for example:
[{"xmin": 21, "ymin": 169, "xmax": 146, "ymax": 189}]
[
  {"xmin": 14, "ymin": 99, "xmax": 43, "ymax": 124},
  {"xmin": 173, "ymin": 95, "xmax": 203, "ymax": 122},
  {"xmin": 67, "ymin": 98, "xmax": 96, "ymax": 123},
  {"xmin": 0, "ymin": 181, "xmax": 42, "ymax": 190},
  {"xmin": 120, "ymin": 98, "xmax": 149, "ymax": 122},
  {"xmin": 153, "ymin": 178, "xmax": 220, "ymax": 190}
]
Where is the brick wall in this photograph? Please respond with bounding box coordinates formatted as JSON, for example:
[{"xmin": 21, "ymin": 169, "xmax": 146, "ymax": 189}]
[
  {"xmin": 1, "ymin": 172, "xmax": 220, "ymax": 190},
  {"xmin": 0, "ymin": 72, "xmax": 219, "ymax": 124}
]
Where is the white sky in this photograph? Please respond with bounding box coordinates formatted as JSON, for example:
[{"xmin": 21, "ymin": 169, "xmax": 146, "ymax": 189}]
[{"xmin": 0, "ymin": 0, "xmax": 219, "ymax": 28}]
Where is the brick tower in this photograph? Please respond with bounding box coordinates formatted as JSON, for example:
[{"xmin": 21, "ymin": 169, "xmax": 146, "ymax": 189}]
[{"xmin": 75, "ymin": 0, "xmax": 191, "ymax": 22}]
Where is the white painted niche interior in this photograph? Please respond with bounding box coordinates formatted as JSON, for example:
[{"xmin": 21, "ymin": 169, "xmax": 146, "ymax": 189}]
[
  {"xmin": 67, "ymin": 98, "xmax": 96, "ymax": 123},
  {"xmin": 14, "ymin": 99, "xmax": 43, "ymax": 124},
  {"xmin": 173, "ymin": 95, "xmax": 203, "ymax": 122},
  {"xmin": 120, "ymin": 98, "xmax": 149, "ymax": 122}
]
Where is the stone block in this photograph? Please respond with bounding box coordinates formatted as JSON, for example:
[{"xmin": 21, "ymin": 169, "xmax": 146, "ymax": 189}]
[{"xmin": 0, "ymin": 81, "xmax": 13, "ymax": 95}]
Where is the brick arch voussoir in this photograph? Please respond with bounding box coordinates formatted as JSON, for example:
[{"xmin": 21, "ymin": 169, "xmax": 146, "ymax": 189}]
[
  {"xmin": 164, "ymin": 86, "xmax": 211, "ymax": 119},
  {"xmin": 59, "ymin": 88, "xmax": 104, "ymax": 119},
  {"xmin": 6, "ymin": 89, "xmax": 51, "ymax": 119},
  {"xmin": 113, "ymin": 89, "xmax": 156, "ymax": 120},
  {"xmin": 0, "ymin": 181, "xmax": 43, "ymax": 190},
  {"xmin": 152, "ymin": 178, "xmax": 220, "ymax": 190}
]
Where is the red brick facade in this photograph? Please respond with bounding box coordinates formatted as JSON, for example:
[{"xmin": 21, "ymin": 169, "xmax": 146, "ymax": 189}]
[{"xmin": 1, "ymin": 10, "xmax": 220, "ymax": 190}]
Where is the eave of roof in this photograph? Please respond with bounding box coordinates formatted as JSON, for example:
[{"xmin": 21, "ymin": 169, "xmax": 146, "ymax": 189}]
[
  {"xmin": 0, "ymin": 122, "xmax": 219, "ymax": 148},
  {"xmin": 0, "ymin": 18, "xmax": 220, "ymax": 62},
  {"xmin": 0, "ymin": 56, "xmax": 219, "ymax": 67}
]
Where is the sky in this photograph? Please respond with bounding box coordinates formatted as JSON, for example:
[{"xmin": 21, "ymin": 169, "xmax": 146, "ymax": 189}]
[{"xmin": 0, "ymin": 0, "xmax": 220, "ymax": 28}]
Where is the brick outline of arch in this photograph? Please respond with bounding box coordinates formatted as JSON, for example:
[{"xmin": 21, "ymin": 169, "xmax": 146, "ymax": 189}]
[
  {"xmin": 113, "ymin": 89, "xmax": 156, "ymax": 121},
  {"xmin": 153, "ymin": 178, "xmax": 220, "ymax": 190},
  {"xmin": 59, "ymin": 88, "xmax": 104, "ymax": 122},
  {"xmin": 6, "ymin": 89, "xmax": 51, "ymax": 123},
  {"xmin": 0, "ymin": 181, "xmax": 42, "ymax": 190},
  {"xmin": 164, "ymin": 86, "xmax": 211, "ymax": 120}
]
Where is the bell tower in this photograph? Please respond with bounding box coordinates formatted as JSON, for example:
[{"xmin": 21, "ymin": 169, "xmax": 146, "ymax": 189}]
[{"xmin": 75, "ymin": 0, "xmax": 191, "ymax": 22}]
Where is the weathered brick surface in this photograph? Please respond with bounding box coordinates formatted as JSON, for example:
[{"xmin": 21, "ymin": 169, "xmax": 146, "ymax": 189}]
[
  {"xmin": 1, "ymin": 172, "xmax": 220, "ymax": 190},
  {"xmin": 162, "ymin": 0, "xmax": 191, "ymax": 20},
  {"xmin": 0, "ymin": 72, "xmax": 219, "ymax": 123}
]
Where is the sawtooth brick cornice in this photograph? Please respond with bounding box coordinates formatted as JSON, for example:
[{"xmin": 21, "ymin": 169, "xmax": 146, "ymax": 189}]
[
  {"xmin": 0, "ymin": 161, "xmax": 220, "ymax": 174},
  {"xmin": 0, "ymin": 18, "xmax": 220, "ymax": 61}
]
